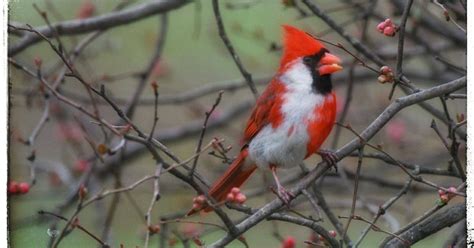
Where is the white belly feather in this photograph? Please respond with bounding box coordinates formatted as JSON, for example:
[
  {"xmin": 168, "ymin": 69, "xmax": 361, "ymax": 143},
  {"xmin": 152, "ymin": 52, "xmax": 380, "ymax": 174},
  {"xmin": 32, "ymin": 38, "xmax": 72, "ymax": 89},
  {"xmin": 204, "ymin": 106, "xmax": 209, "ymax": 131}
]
[{"xmin": 248, "ymin": 60, "xmax": 324, "ymax": 169}]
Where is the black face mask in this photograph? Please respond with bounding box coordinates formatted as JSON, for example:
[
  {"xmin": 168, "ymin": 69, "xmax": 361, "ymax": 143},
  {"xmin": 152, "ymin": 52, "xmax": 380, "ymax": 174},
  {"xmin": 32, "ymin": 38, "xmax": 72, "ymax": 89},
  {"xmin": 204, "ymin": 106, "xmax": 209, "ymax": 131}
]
[{"xmin": 302, "ymin": 48, "xmax": 333, "ymax": 95}]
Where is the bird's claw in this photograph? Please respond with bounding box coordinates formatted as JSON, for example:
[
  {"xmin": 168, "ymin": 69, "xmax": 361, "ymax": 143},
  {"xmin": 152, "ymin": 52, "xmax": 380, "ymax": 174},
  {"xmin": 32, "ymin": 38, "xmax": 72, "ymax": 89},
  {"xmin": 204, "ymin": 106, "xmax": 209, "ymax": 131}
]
[
  {"xmin": 318, "ymin": 149, "xmax": 339, "ymax": 172},
  {"xmin": 271, "ymin": 186, "xmax": 294, "ymax": 206}
]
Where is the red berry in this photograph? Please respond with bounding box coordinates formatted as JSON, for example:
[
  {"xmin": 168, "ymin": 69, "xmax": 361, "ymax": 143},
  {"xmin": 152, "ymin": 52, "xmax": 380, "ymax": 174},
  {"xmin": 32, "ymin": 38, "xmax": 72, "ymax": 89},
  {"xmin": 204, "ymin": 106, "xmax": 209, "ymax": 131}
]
[
  {"xmin": 384, "ymin": 18, "xmax": 393, "ymax": 25},
  {"xmin": 231, "ymin": 187, "xmax": 240, "ymax": 195},
  {"xmin": 8, "ymin": 181, "xmax": 19, "ymax": 195},
  {"xmin": 380, "ymin": 66, "xmax": 392, "ymax": 74},
  {"xmin": 377, "ymin": 19, "xmax": 397, "ymax": 37},
  {"xmin": 235, "ymin": 193, "xmax": 247, "ymax": 204},
  {"xmin": 438, "ymin": 189, "xmax": 445, "ymax": 196},
  {"xmin": 383, "ymin": 26, "xmax": 396, "ymax": 36},
  {"xmin": 282, "ymin": 236, "xmax": 296, "ymax": 248},
  {"xmin": 377, "ymin": 19, "xmax": 393, "ymax": 33},
  {"xmin": 18, "ymin": 182, "xmax": 30, "ymax": 194},
  {"xmin": 328, "ymin": 230, "xmax": 337, "ymax": 237},
  {"xmin": 376, "ymin": 22, "xmax": 386, "ymax": 32},
  {"xmin": 226, "ymin": 193, "xmax": 235, "ymax": 202},
  {"xmin": 440, "ymin": 194, "xmax": 449, "ymax": 203}
]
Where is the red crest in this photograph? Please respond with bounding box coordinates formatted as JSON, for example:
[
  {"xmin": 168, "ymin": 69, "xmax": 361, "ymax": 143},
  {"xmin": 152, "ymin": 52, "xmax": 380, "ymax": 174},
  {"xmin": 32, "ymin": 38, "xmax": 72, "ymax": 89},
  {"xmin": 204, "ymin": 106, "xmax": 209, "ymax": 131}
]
[{"xmin": 279, "ymin": 25, "xmax": 325, "ymax": 71}]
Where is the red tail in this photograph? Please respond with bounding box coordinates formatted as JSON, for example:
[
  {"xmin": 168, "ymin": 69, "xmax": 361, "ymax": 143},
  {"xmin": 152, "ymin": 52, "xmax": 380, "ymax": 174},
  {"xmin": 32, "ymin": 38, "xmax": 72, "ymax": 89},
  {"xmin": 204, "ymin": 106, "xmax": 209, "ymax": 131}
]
[{"xmin": 188, "ymin": 148, "xmax": 257, "ymax": 215}]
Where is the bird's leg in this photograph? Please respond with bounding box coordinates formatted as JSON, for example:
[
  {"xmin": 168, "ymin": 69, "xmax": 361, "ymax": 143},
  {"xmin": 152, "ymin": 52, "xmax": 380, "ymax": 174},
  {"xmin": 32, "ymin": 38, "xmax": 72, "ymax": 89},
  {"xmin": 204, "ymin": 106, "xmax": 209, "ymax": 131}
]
[
  {"xmin": 317, "ymin": 149, "xmax": 339, "ymax": 172},
  {"xmin": 270, "ymin": 165, "xmax": 294, "ymax": 205}
]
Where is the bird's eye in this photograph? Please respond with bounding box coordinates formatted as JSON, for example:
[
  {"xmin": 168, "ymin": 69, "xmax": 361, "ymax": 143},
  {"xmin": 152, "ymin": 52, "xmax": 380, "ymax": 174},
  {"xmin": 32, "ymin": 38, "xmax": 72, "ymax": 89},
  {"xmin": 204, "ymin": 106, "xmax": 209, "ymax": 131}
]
[{"xmin": 303, "ymin": 57, "xmax": 312, "ymax": 64}]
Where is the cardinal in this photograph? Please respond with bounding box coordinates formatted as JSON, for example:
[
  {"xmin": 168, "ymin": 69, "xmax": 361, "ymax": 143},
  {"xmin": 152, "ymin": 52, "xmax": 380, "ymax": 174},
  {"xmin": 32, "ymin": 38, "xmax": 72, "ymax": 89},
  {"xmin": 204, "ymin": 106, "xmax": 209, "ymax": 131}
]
[{"xmin": 188, "ymin": 25, "xmax": 343, "ymax": 215}]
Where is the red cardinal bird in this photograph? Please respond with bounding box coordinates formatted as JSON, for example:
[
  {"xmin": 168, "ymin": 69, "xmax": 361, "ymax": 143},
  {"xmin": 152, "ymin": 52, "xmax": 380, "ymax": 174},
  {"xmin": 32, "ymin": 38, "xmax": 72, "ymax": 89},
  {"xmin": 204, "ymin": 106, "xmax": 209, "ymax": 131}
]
[{"xmin": 188, "ymin": 25, "xmax": 343, "ymax": 215}]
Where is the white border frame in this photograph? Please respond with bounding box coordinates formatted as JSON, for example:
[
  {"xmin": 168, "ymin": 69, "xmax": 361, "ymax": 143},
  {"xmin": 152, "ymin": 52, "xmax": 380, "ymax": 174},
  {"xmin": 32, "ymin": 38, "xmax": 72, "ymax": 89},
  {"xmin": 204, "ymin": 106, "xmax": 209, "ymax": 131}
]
[
  {"xmin": 1, "ymin": 1, "xmax": 8, "ymax": 247},
  {"xmin": 0, "ymin": 1, "xmax": 471, "ymax": 247},
  {"xmin": 466, "ymin": 0, "xmax": 473, "ymax": 245}
]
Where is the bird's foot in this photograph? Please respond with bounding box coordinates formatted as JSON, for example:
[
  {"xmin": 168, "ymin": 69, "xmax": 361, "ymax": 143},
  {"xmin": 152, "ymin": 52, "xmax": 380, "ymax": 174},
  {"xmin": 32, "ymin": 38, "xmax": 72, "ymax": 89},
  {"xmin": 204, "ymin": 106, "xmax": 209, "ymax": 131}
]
[
  {"xmin": 271, "ymin": 185, "xmax": 294, "ymax": 206},
  {"xmin": 270, "ymin": 165, "xmax": 294, "ymax": 206},
  {"xmin": 318, "ymin": 149, "xmax": 339, "ymax": 172}
]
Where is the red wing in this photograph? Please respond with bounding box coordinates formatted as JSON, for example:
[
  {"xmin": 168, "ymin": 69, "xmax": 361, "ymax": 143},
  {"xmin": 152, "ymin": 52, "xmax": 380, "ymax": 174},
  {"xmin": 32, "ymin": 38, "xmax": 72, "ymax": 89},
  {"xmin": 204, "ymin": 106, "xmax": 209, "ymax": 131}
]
[{"xmin": 242, "ymin": 78, "xmax": 286, "ymax": 143}]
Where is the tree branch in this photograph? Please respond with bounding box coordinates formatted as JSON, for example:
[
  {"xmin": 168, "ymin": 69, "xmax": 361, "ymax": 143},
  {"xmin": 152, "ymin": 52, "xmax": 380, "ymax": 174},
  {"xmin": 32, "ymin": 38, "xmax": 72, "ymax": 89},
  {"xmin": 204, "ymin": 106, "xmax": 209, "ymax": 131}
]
[{"xmin": 8, "ymin": 0, "xmax": 189, "ymax": 55}]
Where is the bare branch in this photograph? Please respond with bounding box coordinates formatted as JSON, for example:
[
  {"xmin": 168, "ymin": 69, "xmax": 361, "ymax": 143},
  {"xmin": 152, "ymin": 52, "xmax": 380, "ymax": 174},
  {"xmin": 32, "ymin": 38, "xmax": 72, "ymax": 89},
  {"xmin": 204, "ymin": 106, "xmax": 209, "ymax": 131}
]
[
  {"xmin": 384, "ymin": 203, "xmax": 465, "ymax": 247},
  {"xmin": 212, "ymin": 0, "xmax": 259, "ymax": 98},
  {"xmin": 8, "ymin": 0, "xmax": 189, "ymax": 55}
]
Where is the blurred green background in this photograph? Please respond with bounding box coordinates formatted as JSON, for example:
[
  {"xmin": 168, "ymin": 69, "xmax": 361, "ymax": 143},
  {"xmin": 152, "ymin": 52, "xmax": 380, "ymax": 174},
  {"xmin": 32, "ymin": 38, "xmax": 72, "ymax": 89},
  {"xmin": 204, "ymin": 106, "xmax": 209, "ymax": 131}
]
[{"xmin": 8, "ymin": 0, "xmax": 466, "ymax": 247}]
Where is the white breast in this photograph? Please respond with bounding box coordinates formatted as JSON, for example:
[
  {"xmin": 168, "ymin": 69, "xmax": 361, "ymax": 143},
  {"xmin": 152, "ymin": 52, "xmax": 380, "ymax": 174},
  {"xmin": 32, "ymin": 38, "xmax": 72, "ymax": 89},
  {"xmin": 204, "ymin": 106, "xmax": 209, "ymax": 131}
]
[{"xmin": 248, "ymin": 59, "xmax": 324, "ymax": 170}]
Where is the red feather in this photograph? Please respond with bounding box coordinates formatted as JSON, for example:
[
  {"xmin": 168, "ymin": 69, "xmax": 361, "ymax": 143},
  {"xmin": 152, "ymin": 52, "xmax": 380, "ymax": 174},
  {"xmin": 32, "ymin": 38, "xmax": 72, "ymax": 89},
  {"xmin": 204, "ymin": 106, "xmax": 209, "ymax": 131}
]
[
  {"xmin": 243, "ymin": 78, "xmax": 286, "ymax": 143},
  {"xmin": 279, "ymin": 25, "xmax": 325, "ymax": 72},
  {"xmin": 203, "ymin": 148, "xmax": 256, "ymax": 212},
  {"xmin": 305, "ymin": 92, "xmax": 337, "ymax": 157}
]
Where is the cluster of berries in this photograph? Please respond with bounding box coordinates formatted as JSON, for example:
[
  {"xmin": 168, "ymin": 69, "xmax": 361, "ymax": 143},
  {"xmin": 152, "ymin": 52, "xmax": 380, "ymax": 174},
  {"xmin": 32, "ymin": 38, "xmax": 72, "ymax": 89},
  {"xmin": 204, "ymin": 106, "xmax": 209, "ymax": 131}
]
[
  {"xmin": 438, "ymin": 187, "xmax": 458, "ymax": 204},
  {"xmin": 191, "ymin": 195, "xmax": 207, "ymax": 211},
  {"xmin": 226, "ymin": 187, "xmax": 247, "ymax": 204},
  {"xmin": 378, "ymin": 66, "xmax": 394, "ymax": 84},
  {"xmin": 8, "ymin": 181, "xmax": 30, "ymax": 196},
  {"xmin": 191, "ymin": 187, "xmax": 247, "ymax": 211},
  {"xmin": 377, "ymin": 19, "xmax": 398, "ymax": 37}
]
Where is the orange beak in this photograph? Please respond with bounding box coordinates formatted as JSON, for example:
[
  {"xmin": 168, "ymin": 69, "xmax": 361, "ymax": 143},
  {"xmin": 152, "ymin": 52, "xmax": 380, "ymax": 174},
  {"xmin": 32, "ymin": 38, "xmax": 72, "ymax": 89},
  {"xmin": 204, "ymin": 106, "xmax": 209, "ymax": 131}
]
[{"xmin": 318, "ymin": 52, "xmax": 343, "ymax": 75}]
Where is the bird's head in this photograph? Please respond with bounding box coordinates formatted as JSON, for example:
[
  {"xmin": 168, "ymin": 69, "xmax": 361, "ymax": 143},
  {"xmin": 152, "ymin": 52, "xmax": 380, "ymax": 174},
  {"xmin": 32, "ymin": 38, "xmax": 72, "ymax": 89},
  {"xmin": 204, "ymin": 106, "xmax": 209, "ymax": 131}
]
[
  {"xmin": 279, "ymin": 25, "xmax": 343, "ymax": 75},
  {"xmin": 278, "ymin": 25, "xmax": 343, "ymax": 94}
]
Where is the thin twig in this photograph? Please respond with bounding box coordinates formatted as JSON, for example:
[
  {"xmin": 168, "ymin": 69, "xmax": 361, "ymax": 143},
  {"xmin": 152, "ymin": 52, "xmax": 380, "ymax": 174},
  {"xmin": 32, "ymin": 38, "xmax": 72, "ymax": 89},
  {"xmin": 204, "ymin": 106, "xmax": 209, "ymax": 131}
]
[
  {"xmin": 212, "ymin": 0, "xmax": 258, "ymax": 99},
  {"xmin": 342, "ymin": 146, "xmax": 364, "ymax": 238},
  {"xmin": 189, "ymin": 91, "xmax": 224, "ymax": 177},
  {"xmin": 144, "ymin": 162, "xmax": 163, "ymax": 248},
  {"xmin": 354, "ymin": 179, "xmax": 412, "ymax": 246},
  {"xmin": 339, "ymin": 215, "xmax": 408, "ymax": 245},
  {"xmin": 38, "ymin": 210, "xmax": 109, "ymax": 247},
  {"xmin": 389, "ymin": 0, "xmax": 414, "ymax": 100},
  {"xmin": 148, "ymin": 82, "xmax": 160, "ymax": 140}
]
